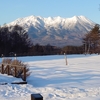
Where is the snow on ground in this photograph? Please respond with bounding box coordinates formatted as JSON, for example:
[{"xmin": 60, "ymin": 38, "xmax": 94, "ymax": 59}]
[{"xmin": 0, "ymin": 54, "xmax": 100, "ymax": 100}]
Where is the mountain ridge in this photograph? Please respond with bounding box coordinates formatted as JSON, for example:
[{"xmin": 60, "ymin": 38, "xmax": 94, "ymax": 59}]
[{"xmin": 7, "ymin": 15, "xmax": 96, "ymax": 47}]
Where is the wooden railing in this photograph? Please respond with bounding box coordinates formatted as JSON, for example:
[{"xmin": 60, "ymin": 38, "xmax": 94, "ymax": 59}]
[{"xmin": 0, "ymin": 63, "xmax": 26, "ymax": 81}]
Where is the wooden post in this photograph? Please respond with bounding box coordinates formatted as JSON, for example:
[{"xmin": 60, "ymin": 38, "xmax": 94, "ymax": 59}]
[
  {"xmin": 64, "ymin": 53, "xmax": 68, "ymax": 65},
  {"xmin": 1, "ymin": 64, "xmax": 4, "ymax": 74},
  {"xmin": 15, "ymin": 66, "xmax": 17, "ymax": 77},
  {"xmin": 7, "ymin": 65, "xmax": 10, "ymax": 75},
  {"xmin": 23, "ymin": 67, "xmax": 26, "ymax": 81},
  {"xmin": 14, "ymin": 54, "xmax": 17, "ymax": 60},
  {"xmin": 1, "ymin": 54, "xmax": 4, "ymax": 62}
]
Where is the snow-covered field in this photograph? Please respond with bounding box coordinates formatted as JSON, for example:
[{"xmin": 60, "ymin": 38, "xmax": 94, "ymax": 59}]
[{"xmin": 0, "ymin": 54, "xmax": 100, "ymax": 100}]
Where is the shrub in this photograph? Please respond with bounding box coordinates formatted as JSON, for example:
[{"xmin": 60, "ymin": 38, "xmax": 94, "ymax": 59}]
[
  {"xmin": 1, "ymin": 58, "xmax": 30, "ymax": 81},
  {"xmin": 1, "ymin": 58, "xmax": 12, "ymax": 64}
]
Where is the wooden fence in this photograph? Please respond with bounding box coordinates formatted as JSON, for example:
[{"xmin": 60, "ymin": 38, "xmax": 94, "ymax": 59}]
[{"xmin": 0, "ymin": 63, "xmax": 26, "ymax": 81}]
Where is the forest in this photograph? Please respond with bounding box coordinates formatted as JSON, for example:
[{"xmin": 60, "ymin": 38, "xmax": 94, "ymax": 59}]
[{"xmin": 0, "ymin": 24, "xmax": 100, "ymax": 57}]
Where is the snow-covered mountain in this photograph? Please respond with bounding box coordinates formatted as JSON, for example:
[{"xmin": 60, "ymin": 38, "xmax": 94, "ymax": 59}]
[{"xmin": 7, "ymin": 15, "xmax": 96, "ymax": 47}]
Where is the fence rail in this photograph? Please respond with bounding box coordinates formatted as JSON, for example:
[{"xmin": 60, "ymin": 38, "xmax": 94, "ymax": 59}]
[{"xmin": 0, "ymin": 63, "xmax": 26, "ymax": 81}]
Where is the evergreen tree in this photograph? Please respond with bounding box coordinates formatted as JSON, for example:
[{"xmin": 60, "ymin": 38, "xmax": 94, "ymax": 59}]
[
  {"xmin": 0, "ymin": 25, "xmax": 32, "ymax": 56},
  {"xmin": 83, "ymin": 24, "xmax": 100, "ymax": 54}
]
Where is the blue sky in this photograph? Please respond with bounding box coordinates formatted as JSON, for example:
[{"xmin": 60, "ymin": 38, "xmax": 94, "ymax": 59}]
[{"xmin": 0, "ymin": 0, "xmax": 100, "ymax": 25}]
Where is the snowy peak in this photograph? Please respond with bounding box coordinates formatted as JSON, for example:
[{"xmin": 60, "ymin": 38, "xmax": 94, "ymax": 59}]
[
  {"xmin": 9, "ymin": 15, "xmax": 95, "ymax": 27},
  {"xmin": 9, "ymin": 15, "xmax": 44, "ymax": 27},
  {"xmin": 69, "ymin": 15, "xmax": 94, "ymax": 25},
  {"xmin": 7, "ymin": 15, "xmax": 96, "ymax": 47}
]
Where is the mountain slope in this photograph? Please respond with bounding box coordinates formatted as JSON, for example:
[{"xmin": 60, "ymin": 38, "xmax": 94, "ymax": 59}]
[{"xmin": 7, "ymin": 15, "xmax": 96, "ymax": 47}]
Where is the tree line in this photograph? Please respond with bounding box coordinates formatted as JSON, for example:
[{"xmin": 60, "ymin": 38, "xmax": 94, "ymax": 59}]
[
  {"xmin": 0, "ymin": 24, "xmax": 100, "ymax": 57},
  {"xmin": 0, "ymin": 25, "xmax": 32, "ymax": 56},
  {"xmin": 83, "ymin": 24, "xmax": 100, "ymax": 54},
  {"xmin": 0, "ymin": 25, "xmax": 61, "ymax": 56},
  {"xmin": 62, "ymin": 24, "xmax": 100, "ymax": 55}
]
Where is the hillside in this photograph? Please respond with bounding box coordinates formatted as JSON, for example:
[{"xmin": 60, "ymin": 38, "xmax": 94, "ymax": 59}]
[{"xmin": 7, "ymin": 15, "xmax": 96, "ymax": 47}]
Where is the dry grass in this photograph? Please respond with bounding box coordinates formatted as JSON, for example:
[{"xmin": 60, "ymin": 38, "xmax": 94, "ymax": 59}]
[
  {"xmin": 1, "ymin": 58, "xmax": 31, "ymax": 81},
  {"xmin": 2, "ymin": 59, "xmax": 12, "ymax": 64},
  {"xmin": 11, "ymin": 59, "xmax": 31, "ymax": 77}
]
